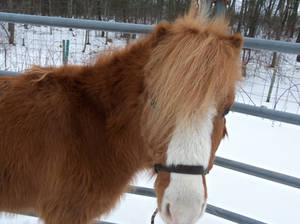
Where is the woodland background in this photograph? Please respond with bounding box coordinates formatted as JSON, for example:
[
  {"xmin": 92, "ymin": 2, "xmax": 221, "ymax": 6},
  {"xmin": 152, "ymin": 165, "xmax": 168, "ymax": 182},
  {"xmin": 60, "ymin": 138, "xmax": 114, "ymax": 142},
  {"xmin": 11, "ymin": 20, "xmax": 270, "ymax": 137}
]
[
  {"xmin": 0, "ymin": 0, "xmax": 300, "ymax": 63},
  {"xmin": 1, "ymin": 0, "xmax": 299, "ymax": 38},
  {"xmin": 1, "ymin": 0, "xmax": 300, "ymax": 62}
]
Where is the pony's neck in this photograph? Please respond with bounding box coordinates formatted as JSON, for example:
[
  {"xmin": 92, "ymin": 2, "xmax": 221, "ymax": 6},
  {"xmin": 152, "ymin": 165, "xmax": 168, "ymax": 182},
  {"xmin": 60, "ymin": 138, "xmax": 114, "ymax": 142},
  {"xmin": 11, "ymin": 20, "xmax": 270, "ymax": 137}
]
[
  {"xmin": 84, "ymin": 38, "xmax": 153, "ymax": 171},
  {"xmin": 90, "ymin": 39, "xmax": 151, "ymax": 114}
]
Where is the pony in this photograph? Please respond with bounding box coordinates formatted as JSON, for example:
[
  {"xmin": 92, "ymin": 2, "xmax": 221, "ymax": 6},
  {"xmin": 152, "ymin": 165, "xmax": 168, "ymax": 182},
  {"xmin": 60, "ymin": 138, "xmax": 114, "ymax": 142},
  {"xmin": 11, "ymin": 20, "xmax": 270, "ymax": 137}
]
[{"xmin": 0, "ymin": 3, "xmax": 243, "ymax": 224}]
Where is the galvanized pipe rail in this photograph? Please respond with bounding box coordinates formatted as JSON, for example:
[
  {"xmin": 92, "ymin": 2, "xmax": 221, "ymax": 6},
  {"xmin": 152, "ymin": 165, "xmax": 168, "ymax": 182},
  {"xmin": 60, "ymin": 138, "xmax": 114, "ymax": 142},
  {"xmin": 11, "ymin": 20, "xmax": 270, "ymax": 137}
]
[
  {"xmin": 14, "ymin": 210, "xmax": 114, "ymax": 224},
  {"xmin": 0, "ymin": 12, "xmax": 154, "ymax": 35},
  {"xmin": 0, "ymin": 12, "xmax": 300, "ymax": 54},
  {"xmin": 232, "ymin": 102, "xmax": 300, "ymax": 126},
  {"xmin": 17, "ymin": 210, "xmax": 113, "ymax": 224},
  {"xmin": 17, "ymin": 186, "xmax": 266, "ymax": 224},
  {"xmin": 129, "ymin": 186, "xmax": 267, "ymax": 224},
  {"xmin": 0, "ymin": 70, "xmax": 20, "ymax": 76},
  {"xmin": 215, "ymin": 157, "xmax": 300, "ymax": 189}
]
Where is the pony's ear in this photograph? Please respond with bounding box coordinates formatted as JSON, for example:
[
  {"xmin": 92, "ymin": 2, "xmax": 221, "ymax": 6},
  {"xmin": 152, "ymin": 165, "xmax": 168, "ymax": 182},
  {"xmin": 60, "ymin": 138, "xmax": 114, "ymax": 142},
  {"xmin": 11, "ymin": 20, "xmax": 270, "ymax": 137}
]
[
  {"xmin": 227, "ymin": 33, "xmax": 243, "ymax": 49},
  {"xmin": 151, "ymin": 22, "xmax": 171, "ymax": 47}
]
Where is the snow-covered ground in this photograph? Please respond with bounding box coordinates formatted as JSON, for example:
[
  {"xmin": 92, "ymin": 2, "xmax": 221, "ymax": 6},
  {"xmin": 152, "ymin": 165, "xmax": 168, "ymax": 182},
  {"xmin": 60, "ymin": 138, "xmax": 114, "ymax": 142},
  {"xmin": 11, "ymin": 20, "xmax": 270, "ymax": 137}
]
[{"xmin": 0, "ymin": 23, "xmax": 300, "ymax": 224}]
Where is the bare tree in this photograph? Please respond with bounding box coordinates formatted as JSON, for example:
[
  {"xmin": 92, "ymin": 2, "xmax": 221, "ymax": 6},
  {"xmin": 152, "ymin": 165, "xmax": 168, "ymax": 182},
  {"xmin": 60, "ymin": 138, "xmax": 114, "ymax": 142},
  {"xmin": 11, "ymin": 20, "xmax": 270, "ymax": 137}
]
[{"xmin": 297, "ymin": 29, "xmax": 300, "ymax": 62}]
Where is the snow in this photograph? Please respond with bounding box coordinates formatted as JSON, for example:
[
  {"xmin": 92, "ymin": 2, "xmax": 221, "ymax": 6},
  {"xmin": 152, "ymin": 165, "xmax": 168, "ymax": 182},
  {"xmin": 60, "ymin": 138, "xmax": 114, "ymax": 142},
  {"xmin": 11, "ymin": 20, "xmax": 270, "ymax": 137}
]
[
  {"xmin": 0, "ymin": 23, "xmax": 300, "ymax": 224},
  {"xmin": 0, "ymin": 214, "xmax": 39, "ymax": 224}
]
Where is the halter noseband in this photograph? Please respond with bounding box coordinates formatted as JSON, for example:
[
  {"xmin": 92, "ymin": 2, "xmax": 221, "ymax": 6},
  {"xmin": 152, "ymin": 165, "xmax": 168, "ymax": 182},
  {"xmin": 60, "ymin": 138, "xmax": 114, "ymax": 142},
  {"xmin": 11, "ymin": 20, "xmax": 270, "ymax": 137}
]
[{"xmin": 154, "ymin": 164, "xmax": 209, "ymax": 175}]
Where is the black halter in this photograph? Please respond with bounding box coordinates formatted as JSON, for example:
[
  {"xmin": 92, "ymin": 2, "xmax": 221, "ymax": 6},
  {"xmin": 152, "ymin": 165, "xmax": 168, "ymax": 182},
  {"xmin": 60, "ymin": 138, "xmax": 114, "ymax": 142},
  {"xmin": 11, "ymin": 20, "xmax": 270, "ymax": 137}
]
[{"xmin": 154, "ymin": 164, "xmax": 209, "ymax": 175}]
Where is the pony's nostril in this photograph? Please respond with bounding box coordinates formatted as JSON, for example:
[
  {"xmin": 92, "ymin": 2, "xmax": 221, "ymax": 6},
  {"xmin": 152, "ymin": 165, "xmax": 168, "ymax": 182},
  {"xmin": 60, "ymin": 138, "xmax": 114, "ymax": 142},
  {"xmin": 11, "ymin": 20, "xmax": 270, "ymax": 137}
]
[{"xmin": 166, "ymin": 203, "xmax": 172, "ymax": 219}]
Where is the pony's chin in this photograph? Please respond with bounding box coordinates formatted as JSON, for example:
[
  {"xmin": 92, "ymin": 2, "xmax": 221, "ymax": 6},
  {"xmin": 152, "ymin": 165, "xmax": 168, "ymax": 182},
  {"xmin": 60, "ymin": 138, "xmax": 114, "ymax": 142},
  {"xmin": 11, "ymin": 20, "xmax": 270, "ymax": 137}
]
[
  {"xmin": 200, "ymin": 202, "xmax": 207, "ymax": 218},
  {"xmin": 159, "ymin": 211, "xmax": 201, "ymax": 224}
]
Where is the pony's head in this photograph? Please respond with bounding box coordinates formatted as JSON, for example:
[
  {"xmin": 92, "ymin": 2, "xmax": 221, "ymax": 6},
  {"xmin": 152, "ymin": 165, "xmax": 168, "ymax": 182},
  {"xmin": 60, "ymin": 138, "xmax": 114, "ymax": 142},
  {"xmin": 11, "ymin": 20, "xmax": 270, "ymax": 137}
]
[{"xmin": 141, "ymin": 4, "xmax": 243, "ymax": 224}]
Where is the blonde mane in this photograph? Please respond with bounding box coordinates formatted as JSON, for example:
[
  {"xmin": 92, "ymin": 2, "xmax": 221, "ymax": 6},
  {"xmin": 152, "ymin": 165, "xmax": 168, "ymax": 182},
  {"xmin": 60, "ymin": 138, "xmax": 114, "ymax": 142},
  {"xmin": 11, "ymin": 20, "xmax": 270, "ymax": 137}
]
[{"xmin": 143, "ymin": 7, "xmax": 243, "ymax": 147}]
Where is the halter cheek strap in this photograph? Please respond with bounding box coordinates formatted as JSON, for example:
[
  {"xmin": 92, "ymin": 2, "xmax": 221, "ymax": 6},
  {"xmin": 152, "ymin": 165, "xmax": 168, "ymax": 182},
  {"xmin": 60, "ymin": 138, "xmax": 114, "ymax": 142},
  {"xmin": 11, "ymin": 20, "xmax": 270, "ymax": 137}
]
[{"xmin": 154, "ymin": 164, "xmax": 209, "ymax": 175}]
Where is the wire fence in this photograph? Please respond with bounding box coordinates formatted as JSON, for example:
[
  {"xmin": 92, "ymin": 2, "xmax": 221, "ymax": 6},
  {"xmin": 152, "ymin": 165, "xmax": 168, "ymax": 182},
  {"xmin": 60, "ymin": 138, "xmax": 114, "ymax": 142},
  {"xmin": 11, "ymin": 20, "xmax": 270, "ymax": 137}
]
[
  {"xmin": 0, "ymin": 23, "xmax": 132, "ymax": 70},
  {"xmin": 235, "ymin": 50, "xmax": 300, "ymax": 115}
]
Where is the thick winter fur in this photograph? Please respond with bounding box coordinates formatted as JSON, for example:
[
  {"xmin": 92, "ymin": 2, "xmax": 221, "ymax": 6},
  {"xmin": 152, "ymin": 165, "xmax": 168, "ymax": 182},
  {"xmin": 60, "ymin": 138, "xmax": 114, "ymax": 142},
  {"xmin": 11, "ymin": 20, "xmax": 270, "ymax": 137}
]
[{"xmin": 0, "ymin": 4, "xmax": 242, "ymax": 224}]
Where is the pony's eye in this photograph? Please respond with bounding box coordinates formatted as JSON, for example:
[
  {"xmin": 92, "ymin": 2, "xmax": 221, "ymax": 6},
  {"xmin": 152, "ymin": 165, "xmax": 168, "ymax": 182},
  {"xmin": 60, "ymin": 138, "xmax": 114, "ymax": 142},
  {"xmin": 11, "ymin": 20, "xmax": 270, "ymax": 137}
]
[{"xmin": 222, "ymin": 108, "xmax": 230, "ymax": 117}]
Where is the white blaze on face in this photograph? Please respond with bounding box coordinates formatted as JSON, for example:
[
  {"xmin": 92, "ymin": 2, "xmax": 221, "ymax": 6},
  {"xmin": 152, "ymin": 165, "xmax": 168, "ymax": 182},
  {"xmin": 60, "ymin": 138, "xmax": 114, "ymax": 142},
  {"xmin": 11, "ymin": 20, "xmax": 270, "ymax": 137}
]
[{"xmin": 160, "ymin": 105, "xmax": 217, "ymax": 224}]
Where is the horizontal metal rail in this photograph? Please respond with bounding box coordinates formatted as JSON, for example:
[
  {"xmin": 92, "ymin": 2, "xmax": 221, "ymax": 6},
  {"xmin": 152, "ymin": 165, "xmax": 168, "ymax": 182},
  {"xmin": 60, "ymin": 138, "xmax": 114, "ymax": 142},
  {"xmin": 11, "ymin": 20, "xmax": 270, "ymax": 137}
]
[
  {"xmin": 14, "ymin": 211, "xmax": 114, "ymax": 224},
  {"xmin": 0, "ymin": 70, "xmax": 20, "ymax": 76},
  {"xmin": 129, "ymin": 186, "xmax": 266, "ymax": 224},
  {"xmin": 243, "ymin": 37, "xmax": 300, "ymax": 54},
  {"xmin": 232, "ymin": 102, "xmax": 300, "ymax": 126},
  {"xmin": 0, "ymin": 12, "xmax": 154, "ymax": 34},
  {"xmin": 0, "ymin": 12, "xmax": 299, "ymax": 54},
  {"xmin": 1, "ymin": 69, "xmax": 300, "ymax": 127},
  {"xmin": 215, "ymin": 157, "xmax": 300, "ymax": 189},
  {"xmin": 13, "ymin": 185, "xmax": 266, "ymax": 224}
]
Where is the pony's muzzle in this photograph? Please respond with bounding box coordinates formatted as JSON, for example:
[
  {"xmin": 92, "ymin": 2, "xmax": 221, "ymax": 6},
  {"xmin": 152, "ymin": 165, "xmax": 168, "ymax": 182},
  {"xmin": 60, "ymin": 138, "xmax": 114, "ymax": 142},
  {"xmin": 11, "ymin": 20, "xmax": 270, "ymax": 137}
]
[
  {"xmin": 160, "ymin": 197, "xmax": 206, "ymax": 224},
  {"xmin": 160, "ymin": 191, "xmax": 206, "ymax": 224},
  {"xmin": 157, "ymin": 173, "xmax": 207, "ymax": 224}
]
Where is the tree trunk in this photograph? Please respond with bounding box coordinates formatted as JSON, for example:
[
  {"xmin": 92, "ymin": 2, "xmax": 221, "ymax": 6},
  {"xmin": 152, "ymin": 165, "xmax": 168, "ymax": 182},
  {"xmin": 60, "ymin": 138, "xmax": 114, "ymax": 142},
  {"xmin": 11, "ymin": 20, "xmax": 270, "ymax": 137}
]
[
  {"xmin": 48, "ymin": 0, "xmax": 52, "ymax": 16},
  {"xmin": 8, "ymin": 23, "xmax": 15, "ymax": 45},
  {"xmin": 266, "ymin": 53, "xmax": 279, "ymax": 102},
  {"xmin": 68, "ymin": 0, "xmax": 73, "ymax": 18},
  {"xmin": 296, "ymin": 30, "xmax": 300, "ymax": 62},
  {"xmin": 236, "ymin": 0, "xmax": 245, "ymax": 33},
  {"xmin": 248, "ymin": 0, "xmax": 263, "ymax": 37},
  {"xmin": 82, "ymin": 30, "xmax": 90, "ymax": 52},
  {"xmin": 230, "ymin": 0, "xmax": 236, "ymax": 13},
  {"xmin": 287, "ymin": 0, "xmax": 299, "ymax": 37}
]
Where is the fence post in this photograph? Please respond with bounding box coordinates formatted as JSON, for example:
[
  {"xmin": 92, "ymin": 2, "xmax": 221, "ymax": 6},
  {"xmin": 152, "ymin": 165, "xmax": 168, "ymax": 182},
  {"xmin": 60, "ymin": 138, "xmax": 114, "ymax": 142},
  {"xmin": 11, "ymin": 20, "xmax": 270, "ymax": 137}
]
[
  {"xmin": 266, "ymin": 54, "xmax": 279, "ymax": 102},
  {"xmin": 65, "ymin": 40, "xmax": 70, "ymax": 64},
  {"xmin": 62, "ymin": 40, "xmax": 66, "ymax": 64},
  {"xmin": 62, "ymin": 40, "xmax": 70, "ymax": 65}
]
